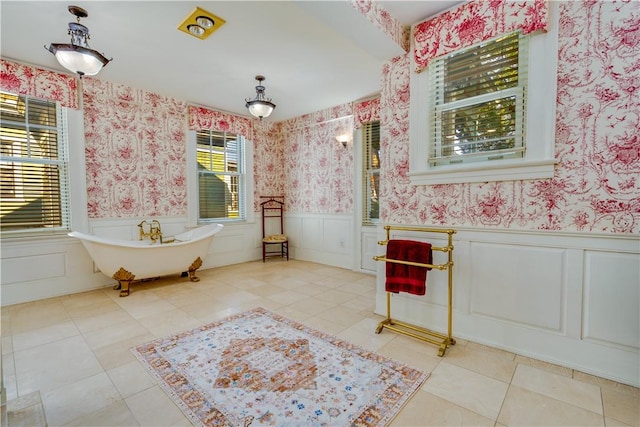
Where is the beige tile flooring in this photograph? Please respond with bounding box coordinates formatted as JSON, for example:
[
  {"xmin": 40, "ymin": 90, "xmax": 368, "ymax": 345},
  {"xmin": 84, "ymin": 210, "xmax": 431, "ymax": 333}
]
[{"xmin": 2, "ymin": 260, "xmax": 639, "ymax": 426}]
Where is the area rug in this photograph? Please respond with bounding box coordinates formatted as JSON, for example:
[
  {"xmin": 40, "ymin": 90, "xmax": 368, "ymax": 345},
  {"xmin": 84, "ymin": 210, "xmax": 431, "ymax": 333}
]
[{"xmin": 132, "ymin": 307, "xmax": 428, "ymax": 427}]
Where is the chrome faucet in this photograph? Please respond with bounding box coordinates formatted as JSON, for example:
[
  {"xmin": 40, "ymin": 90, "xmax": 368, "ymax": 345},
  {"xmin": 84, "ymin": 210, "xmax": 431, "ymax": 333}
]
[{"xmin": 138, "ymin": 220, "xmax": 163, "ymax": 243}]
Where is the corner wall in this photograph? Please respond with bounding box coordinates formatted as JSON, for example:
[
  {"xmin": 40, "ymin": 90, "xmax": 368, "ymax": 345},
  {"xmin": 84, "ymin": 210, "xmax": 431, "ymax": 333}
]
[{"xmin": 372, "ymin": 0, "xmax": 640, "ymax": 387}]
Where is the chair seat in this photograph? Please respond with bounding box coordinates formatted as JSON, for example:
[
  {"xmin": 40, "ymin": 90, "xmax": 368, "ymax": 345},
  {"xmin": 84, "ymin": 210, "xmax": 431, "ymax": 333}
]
[{"xmin": 263, "ymin": 234, "xmax": 287, "ymax": 243}]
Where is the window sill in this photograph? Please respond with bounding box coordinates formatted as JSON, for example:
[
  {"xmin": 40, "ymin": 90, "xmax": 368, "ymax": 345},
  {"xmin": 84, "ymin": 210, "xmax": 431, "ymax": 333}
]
[
  {"xmin": 409, "ymin": 159, "xmax": 557, "ymax": 185},
  {"xmin": 196, "ymin": 219, "xmax": 255, "ymax": 229}
]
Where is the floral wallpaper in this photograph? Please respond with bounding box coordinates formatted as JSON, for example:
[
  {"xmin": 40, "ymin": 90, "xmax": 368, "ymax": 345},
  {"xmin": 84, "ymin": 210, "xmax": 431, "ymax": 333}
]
[
  {"xmin": 188, "ymin": 105, "xmax": 254, "ymax": 140},
  {"xmin": 253, "ymin": 120, "xmax": 286, "ymax": 212},
  {"xmin": 83, "ymin": 79, "xmax": 188, "ymax": 218},
  {"xmin": 354, "ymin": 97, "xmax": 380, "ymax": 128},
  {"xmin": 350, "ymin": 0, "xmax": 409, "ymax": 52},
  {"xmin": 281, "ymin": 104, "xmax": 354, "ymax": 214},
  {"xmin": 413, "ymin": 0, "xmax": 548, "ymax": 72},
  {"xmin": 381, "ymin": 0, "xmax": 639, "ymax": 234},
  {"xmin": 2, "ymin": 1, "xmax": 636, "ymax": 232},
  {"xmin": 0, "ymin": 59, "xmax": 78, "ymax": 109}
]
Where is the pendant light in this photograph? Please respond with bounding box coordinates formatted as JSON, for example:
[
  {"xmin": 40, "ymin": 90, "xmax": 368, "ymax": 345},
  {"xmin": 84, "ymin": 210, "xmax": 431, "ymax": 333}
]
[
  {"xmin": 245, "ymin": 75, "xmax": 276, "ymax": 119},
  {"xmin": 45, "ymin": 5, "xmax": 112, "ymax": 77}
]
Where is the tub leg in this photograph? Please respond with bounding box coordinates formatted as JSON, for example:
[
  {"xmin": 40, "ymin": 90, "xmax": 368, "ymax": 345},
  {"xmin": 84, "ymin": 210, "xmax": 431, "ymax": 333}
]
[
  {"xmin": 113, "ymin": 267, "xmax": 135, "ymax": 297},
  {"xmin": 188, "ymin": 257, "xmax": 203, "ymax": 282}
]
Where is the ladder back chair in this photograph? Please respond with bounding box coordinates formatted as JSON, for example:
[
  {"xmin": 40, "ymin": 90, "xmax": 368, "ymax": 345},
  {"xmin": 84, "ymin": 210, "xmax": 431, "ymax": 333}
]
[{"xmin": 260, "ymin": 196, "xmax": 289, "ymax": 262}]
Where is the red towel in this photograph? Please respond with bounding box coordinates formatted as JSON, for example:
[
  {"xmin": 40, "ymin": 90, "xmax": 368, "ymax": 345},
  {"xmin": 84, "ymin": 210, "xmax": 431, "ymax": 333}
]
[{"xmin": 385, "ymin": 239, "xmax": 432, "ymax": 295}]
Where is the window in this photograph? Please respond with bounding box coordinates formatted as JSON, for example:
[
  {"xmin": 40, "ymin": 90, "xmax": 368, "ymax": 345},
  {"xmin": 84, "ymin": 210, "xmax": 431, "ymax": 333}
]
[
  {"xmin": 0, "ymin": 91, "xmax": 70, "ymax": 233},
  {"xmin": 429, "ymin": 32, "xmax": 527, "ymax": 167},
  {"xmin": 410, "ymin": 4, "xmax": 558, "ymax": 185},
  {"xmin": 362, "ymin": 121, "xmax": 380, "ymax": 224},
  {"xmin": 196, "ymin": 129, "xmax": 246, "ymax": 221}
]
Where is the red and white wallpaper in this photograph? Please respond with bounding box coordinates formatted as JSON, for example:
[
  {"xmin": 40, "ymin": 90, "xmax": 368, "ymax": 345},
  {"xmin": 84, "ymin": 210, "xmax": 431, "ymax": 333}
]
[
  {"xmin": 354, "ymin": 97, "xmax": 381, "ymax": 128},
  {"xmin": 382, "ymin": 0, "xmax": 639, "ymax": 234},
  {"xmin": 188, "ymin": 105, "xmax": 254, "ymax": 140},
  {"xmin": 413, "ymin": 0, "xmax": 548, "ymax": 72},
  {"xmin": 253, "ymin": 120, "xmax": 286, "ymax": 212},
  {"xmin": 2, "ymin": 1, "xmax": 636, "ymax": 233},
  {"xmin": 83, "ymin": 79, "xmax": 188, "ymax": 218},
  {"xmin": 0, "ymin": 59, "xmax": 78, "ymax": 109},
  {"xmin": 281, "ymin": 104, "xmax": 355, "ymax": 214},
  {"xmin": 350, "ymin": 0, "xmax": 409, "ymax": 52}
]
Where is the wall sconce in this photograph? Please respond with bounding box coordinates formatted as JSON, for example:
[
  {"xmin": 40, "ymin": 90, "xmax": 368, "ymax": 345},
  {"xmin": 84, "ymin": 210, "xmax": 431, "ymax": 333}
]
[{"xmin": 336, "ymin": 134, "xmax": 350, "ymax": 148}]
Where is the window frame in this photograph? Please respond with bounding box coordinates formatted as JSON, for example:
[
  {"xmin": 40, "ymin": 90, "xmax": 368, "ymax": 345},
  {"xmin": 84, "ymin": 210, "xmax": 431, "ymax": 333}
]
[
  {"xmin": 429, "ymin": 31, "xmax": 527, "ymax": 167},
  {"xmin": 409, "ymin": 2, "xmax": 558, "ymax": 185},
  {"xmin": 362, "ymin": 120, "xmax": 380, "ymax": 225},
  {"xmin": 0, "ymin": 92, "xmax": 75, "ymax": 237},
  {"xmin": 187, "ymin": 129, "xmax": 254, "ymax": 227}
]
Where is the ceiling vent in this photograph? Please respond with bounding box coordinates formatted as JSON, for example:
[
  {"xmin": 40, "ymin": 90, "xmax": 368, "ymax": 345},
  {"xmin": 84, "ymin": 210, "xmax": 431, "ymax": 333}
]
[{"xmin": 178, "ymin": 7, "xmax": 225, "ymax": 40}]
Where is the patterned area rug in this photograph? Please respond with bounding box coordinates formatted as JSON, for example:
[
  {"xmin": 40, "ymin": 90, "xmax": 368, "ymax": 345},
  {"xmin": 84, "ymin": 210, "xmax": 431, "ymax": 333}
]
[{"xmin": 132, "ymin": 307, "xmax": 428, "ymax": 427}]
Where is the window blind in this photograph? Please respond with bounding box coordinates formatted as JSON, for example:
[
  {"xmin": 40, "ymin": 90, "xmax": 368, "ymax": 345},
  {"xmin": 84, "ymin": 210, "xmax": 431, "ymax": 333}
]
[
  {"xmin": 196, "ymin": 130, "xmax": 245, "ymax": 221},
  {"xmin": 428, "ymin": 31, "xmax": 528, "ymax": 166},
  {"xmin": 0, "ymin": 92, "xmax": 70, "ymax": 232},
  {"xmin": 362, "ymin": 121, "xmax": 380, "ymax": 225}
]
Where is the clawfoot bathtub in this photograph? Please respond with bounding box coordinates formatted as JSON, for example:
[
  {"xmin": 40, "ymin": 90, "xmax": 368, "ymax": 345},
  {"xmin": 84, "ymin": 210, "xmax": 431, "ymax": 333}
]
[{"xmin": 69, "ymin": 223, "xmax": 223, "ymax": 296}]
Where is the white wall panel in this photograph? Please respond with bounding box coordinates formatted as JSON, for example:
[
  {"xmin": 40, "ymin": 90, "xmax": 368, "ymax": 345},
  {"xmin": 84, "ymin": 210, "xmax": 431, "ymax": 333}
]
[
  {"xmin": 1, "ymin": 235, "xmax": 113, "ymax": 306},
  {"xmin": 211, "ymin": 233, "xmax": 244, "ymax": 253},
  {"xmin": 470, "ymin": 243, "xmax": 565, "ymax": 332},
  {"xmin": 283, "ymin": 216, "xmax": 302, "ymax": 250},
  {"xmin": 371, "ymin": 228, "xmax": 639, "ymax": 387},
  {"xmin": 288, "ymin": 214, "xmax": 354, "ymax": 269},
  {"xmin": 300, "ymin": 218, "xmax": 324, "ymax": 251},
  {"xmin": 324, "ymin": 219, "xmax": 350, "ymax": 254},
  {"xmin": 583, "ymin": 251, "xmax": 640, "ymax": 350},
  {"xmin": 1, "ymin": 253, "xmax": 66, "ymax": 284},
  {"xmin": 361, "ymin": 229, "xmax": 379, "ymax": 272}
]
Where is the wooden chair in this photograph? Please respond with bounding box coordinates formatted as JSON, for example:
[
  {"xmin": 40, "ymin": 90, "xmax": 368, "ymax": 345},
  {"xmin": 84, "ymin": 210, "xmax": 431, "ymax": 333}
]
[{"xmin": 260, "ymin": 196, "xmax": 289, "ymax": 262}]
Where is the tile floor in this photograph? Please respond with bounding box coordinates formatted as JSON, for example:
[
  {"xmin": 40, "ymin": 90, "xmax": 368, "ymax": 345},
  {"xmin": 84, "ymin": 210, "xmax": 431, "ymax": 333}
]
[{"xmin": 1, "ymin": 260, "xmax": 638, "ymax": 426}]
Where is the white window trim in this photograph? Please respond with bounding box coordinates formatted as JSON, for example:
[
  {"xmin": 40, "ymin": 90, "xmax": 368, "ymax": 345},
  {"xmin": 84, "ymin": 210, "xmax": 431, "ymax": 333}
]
[
  {"xmin": 186, "ymin": 130, "xmax": 254, "ymax": 227},
  {"xmin": 68, "ymin": 108, "xmax": 89, "ymax": 233},
  {"xmin": 409, "ymin": 1, "xmax": 559, "ymax": 185},
  {"xmin": 0, "ymin": 101, "xmax": 87, "ymax": 238}
]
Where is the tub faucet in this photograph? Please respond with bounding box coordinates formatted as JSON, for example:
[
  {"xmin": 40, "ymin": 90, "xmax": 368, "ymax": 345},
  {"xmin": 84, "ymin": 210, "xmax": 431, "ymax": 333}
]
[
  {"xmin": 138, "ymin": 220, "xmax": 163, "ymax": 243},
  {"xmin": 150, "ymin": 220, "xmax": 162, "ymax": 243}
]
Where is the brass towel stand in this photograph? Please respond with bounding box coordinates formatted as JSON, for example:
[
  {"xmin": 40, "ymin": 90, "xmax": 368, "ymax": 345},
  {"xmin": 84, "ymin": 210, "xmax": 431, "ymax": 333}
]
[{"xmin": 373, "ymin": 225, "xmax": 456, "ymax": 356}]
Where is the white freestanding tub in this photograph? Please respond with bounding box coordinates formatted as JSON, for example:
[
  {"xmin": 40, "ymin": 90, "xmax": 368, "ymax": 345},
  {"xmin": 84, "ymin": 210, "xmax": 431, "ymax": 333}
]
[{"xmin": 69, "ymin": 223, "xmax": 224, "ymax": 296}]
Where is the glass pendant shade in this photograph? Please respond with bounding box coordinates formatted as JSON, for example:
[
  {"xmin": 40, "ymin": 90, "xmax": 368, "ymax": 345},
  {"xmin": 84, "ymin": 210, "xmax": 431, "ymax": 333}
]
[
  {"xmin": 246, "ymin": 100, "xmax": 275, "ymax": 119},
  {"xmin": 48, "ymin": 44, "xmax": 110, "ymax": 76}
]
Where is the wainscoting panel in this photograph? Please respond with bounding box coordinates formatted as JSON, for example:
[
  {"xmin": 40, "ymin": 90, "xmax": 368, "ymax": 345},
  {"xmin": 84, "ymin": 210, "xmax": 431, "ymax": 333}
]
[
  {"xmin": 287, "ymin": 214, "xmax": 353, "ymax": 269},
  {"xmin": 360, "ymin": 228, "xmax": 379, "ymax": 272},
  {"xmin": 470, "ymin": 243, "xmax": 566, "ymax": 332},
  {"xmin": 372, "ymin": 227, "xmax": 640, "ymax": 387},
  {"xmin": 282, "ymin": 216, "xmax": 302, "ymax": 250},
  {"xmin": 300, "ymin": 217, "xmax": 324, "ymax": 251},
  {"xmin": 583, "ymin": 250, "xmax": 640, "ymax": 351},
  {"xmin": 1, "ymin": 252, "xmax": 66, "ymax": 284},
  {"xmin": 203, "ymin": 223, "xmax": 258, "ymax": 268},
  {"xmin": 324, "ymin": 219, "xmax": 350, "ymax": 254},
  {"xmin": 1, "ymin": 235, "xmax": 112, "ymax": 306}
]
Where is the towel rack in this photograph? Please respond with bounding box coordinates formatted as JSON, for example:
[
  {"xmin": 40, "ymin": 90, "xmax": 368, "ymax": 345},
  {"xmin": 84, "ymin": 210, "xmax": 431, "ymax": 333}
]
[{"xmin": 373, "ymin": 225, "xmax": 456, "ymax": 357}]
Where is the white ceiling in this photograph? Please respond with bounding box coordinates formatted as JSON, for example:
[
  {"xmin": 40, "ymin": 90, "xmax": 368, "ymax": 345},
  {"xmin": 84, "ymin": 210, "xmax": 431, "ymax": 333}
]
[{"xmin": 0, "ymin": 1, "xmax": 463, "ymax": 121}]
